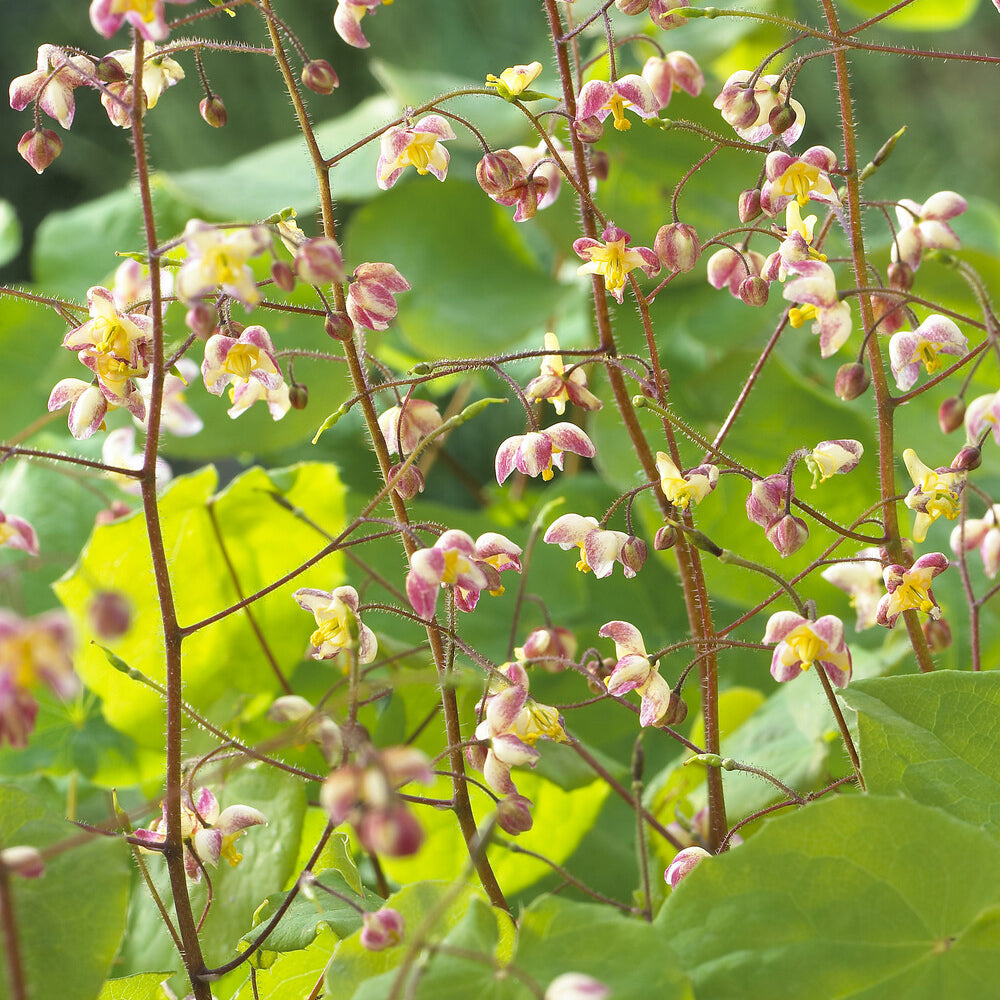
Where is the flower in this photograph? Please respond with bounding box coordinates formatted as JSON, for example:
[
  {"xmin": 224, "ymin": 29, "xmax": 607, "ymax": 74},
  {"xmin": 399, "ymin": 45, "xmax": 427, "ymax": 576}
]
[
  {"xmin": 649, "ymin": 0, "xmax": 691, "ymax": 29},
  {"xmin": 951, "ymin": 506, "xmax": 1000, "ymax": 578},
  {"xmin": 9, "ymin": 44, "xmax": 93, "ymax": 129},
  {"xmin": 903, "ymin": 448, "xmax": 965, "ymax": 543},
  {"xmin": 0, "ymin": 846, "xmax": 45, "ymax": 880},
  {"xmin": 133, "ymin": 787, "xmax": 266, "ymax": 880},
  {"xmin": 510, "ymin": 138, "xmax": 577, "ymax": 211},
  {"xmin": 226, "ymin": 377, "xmax": 291, "ymax": 421},
  {"xmin": 573, "ymin": 223, "xmax": 660, "ymax": 303},
  {"xmin": 803, "ymin": 439, "xmax": 863, "ymax": 488},
  {"xmin": 376, "ymin": 115, "xmax": 456, "ymax": 190},
  {"xmin": 891, "ymin": 191, "xmax": 966, "ymax": 271},
  {"xmin": 714, "ymin": 72, "xmax": 806, "ymax": 144},
  {"xmin": 63, "ymin": 285, "xmax": 153, "ymax": 371},
  {"xmin": 640, "ymin": 52, "xmax": 704, "ymax": 110},
  {"xmin": 598, "ymin": 621, "xmax": 674, "ymax": 726},
  {"xmin": 783, "ymin": 260, "xmax": 852, "ymax": 358},
  {"xmin": 0, "ymin": 512, "xmax": 38, "ymax": 557},
  {"xmin": 495, "ymin": 423, "xmax": 596, "ymax": 484},
  {"xmin": 762, "ymin": 612, "xmax": 852, "ymax": 686},
  {"xmin": 136, "ymin": 359, "xmax": 203, "ymax": 437},
  {"xmin": 706, "ymin": 247, "xmax": 765, "ymax": 298},
  {"xmin": 202, "ymin": 325, "xmax": 282, "ymax": 397},
  {"xmin": 760, "ymin": 146, "xmax": 839, "ymax": 216},
  {"xmin": 545, "ymin": 973, "xmax": 610, "ymax": 1000},
  {"xmin": 346, "ymin": 262, "xmax": 410, "ymax": 331},
  {"xmin": 360, "ymin": 908, "xmax": 405, "ymax": 951},
  {"xmin": 47, "ymin": 379, "xmax": 111, "ymax": 439},
  {"xmin": 17, "ymin": 128, "xmax": 63, "ymax": 173},
  {"xmin": 524, "ymin": 333, "xmax": 603, "ymax": 414},
  {"xmin": 543, "ymin": 513, "xmax": 636, "ymax": 579},
  {"xmin": 486, "ymin": 61, "xmax": 543, "ymax": 100},
  {"xmin": 576, "ymin": 75, "xmax": 658, "ymax": 134},
  {"xmin": 99, "ymin": 43, "xmax": 184, "ymax": 126},
  {"xmin": 888, "ymin": 315, "xmax": 967, "ymax": 391},
  {"xmin": 514, "ymin": 626, "xmax": 577, "ymax": 672},
  {"xmin": 820, "ymin": 548, "xmax": 884, "ymax": 630},
  {"xmin": 175, "ymin": 221, "xmax": 271, "ymax": 308},
  {"xmin": 378, "ymin": 399, "xmax": 443, "ymax": 456},
  {"xmin": 293, "ymin": 585, "xmax": 377, "ymax": 664},
  {"xmin": 964, "ymin": 392, "xmax": 1000, "ymax": 447},
  {"xmin": 655, "ymin": 452, "xmax": 718, "ymax": 509},
  {"xmin": 664, "ymin": 846, "xmax": 711, "ymax": 889},
  {"xmin": 876, "ymin": 553, "xmax": 949, "ymax": 627},
  {"xmin": 405, "ymin": 530, "xmax": 522, "ymax": 620},
  {"xmin": 102, "ymin": 427, "xmax": 171, "ymax": 494},
  {"xmin": 90, "ymin": 0, "xmax": 196, "ymax": 41},
  {"xmin": 0, "ymin": 610, "xmax": 77, "ymax": 748},
  {"xmin": 334, "ymin": 0, "xmax": 390, "ymax": 49},
  {"xmin": 268, "ymin": 695, "xmax": 343, "ymax": 763}
]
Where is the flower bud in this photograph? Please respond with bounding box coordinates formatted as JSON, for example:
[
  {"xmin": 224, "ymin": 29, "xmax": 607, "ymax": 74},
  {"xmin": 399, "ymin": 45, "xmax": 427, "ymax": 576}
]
[
  {"xmin": 938, "ymin": 396, "xmax": 965, "ymax": 435},
  {"xmin": 620, "ymin": 536, "xmax": 648, "ymax": 576},
  {"xmin": 296, "ymin": 237, "xmax": 345, "ymax": 285},
  {"xmin": 574, "ymin": 115, "xmax": 604, "ymax": 143},
  {"xmin": 746, "ymin": 474, "xmax": 787, "ymax": 527},
  {"xmin": 0, "ymin": 846, "xmax": 44, "ymax": 880},
  {"xmin": 887, "ymin": 260, "xmax": 913, "ymax": 292},
  {"xmin": 199, "ymin": 95, "xmax": 227, "ymax": 128},
  {"xmin": 497, "ymin": 793, "xmax": 534, "ymax": 835},
  {"xmin": 545, "ymin": 973, "xmax": 611, "ymax": 1000},
  {"xmin": 185, "ymin": 302, "xmax": 218, "ymax": 339},
  {"xmin": 654, "ymin": 525, "xmax": 677, "ymax": 550},
  {"xmin": 738, "ymin": 188, "xmax": 762, "ymax": 223},
  {"xmin": 615, "ymin": 0, "xmax": 649, "ymax": 12},
  {"xmin": 289, "ymin": 383, "xmax": 309, "ymax": 410},
  {"xmin": 357, "ymin": 803, "xmax": 424, "ymax": 857},
  {"xmin": 661, "ymin": 687, "xmax": 687, "ymax": 727},
  {"xmin": 476, "ymin": 150, "xmax": 521, "ymax": 196},
  {"xmin": 765, "ymin": 514, "xmax": 809, "ymax": 557},
  {"xmin": 325, "ymin": 311, "xmax": 354, "ymax": 340},
  {"xmin": 97, "ymin": 56, "xmax": 127, "ymax": 84},
  {"xmin": 88, "ymin": 591, "xmax": 131, "ymax": 639},
  {"xmin": 951, "ymin": 445, "xmax": 981, "ymax": 472},
  {"xmin": 922, "ymin": 616, "xmax": 952, "ymax": 652},
  {"xmin": 664, "ymin": 846, "xmax": 710, "ymax": 888},
  {"xmin": 654, "ymin": 223, "xmax": 700, "ymax": 273},
  {"xmin": 388, "ymin": 463, "xmax": 425, "ymax": 500},
  {"xmin": 739, "ymin": 275, "xmax": 769, "ymax": 307},
  {"xmin": 720, "ymin": 88, "xmax": 759, "ymax": 130},
  {"xmin": 271, "ymin": 259, "xmax": 295, "ymax": 292},
  {"xmin": 360, "ymin": 908, "xmax": 405, "ymax": 951},
  {"xmin": 301, "ymin": 59, "xmax": 339, "ymax": 95},
  {"xmin": 17, "ymin": 128, "xmax": 62, "ymax": 174},
  {"xmin": 834, "ymin": 362, "xmax": 870, "ymax": 401},
  {"xmin": 768, "ymin": 102, "xmax": 797, "ymax": 136},
  {"xmin": 589, "ymin": 150, "xmax": 610, "ymax": 183}
]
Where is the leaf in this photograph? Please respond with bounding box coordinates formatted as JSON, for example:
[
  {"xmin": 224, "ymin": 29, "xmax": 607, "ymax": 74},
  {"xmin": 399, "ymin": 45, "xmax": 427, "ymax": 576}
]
[
  {"xmin": 232, "ymin": 930, "xmax": 337, "ymax": 999},
  {"xmin": 842, "ymin": 670, "xmax": 1000, "ymax": 834},
  {"xmin": 0, "ymin": 199, "xmax": 22, "ymax": 268},
  {"xmin": 658, "ymin": 795, "xmax": 1000, "ymax": 1000},
  {"xmin": 98, "ymin": 974, "xmax": 174, "ymax": 1000},
  {"xmin": 53, "ymin": 463, "xmax": 346, "ymax": 750},
  {"xmin": 839, "ymin": 0, "xmax": 979, "ymax": 29},
  {"xmin": 0, "ymin": 782, "xmax": 130, "ymax": 1000}
]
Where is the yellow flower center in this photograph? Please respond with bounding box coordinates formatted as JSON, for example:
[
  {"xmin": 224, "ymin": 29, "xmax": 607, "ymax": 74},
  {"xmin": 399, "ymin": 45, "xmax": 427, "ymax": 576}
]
[
  {"xmin": 575, "ymin": 544, "xmax": 592, "ymax": 574},
  {"xmin": 0, "ymin": 524, "xmax": 16, "ymax": 548},
  {"xmin": 92, "ymin": 316, "xmax": 130, "ymax": 357},
  {"xmin": 441, "ymin": 548, "xmax": 471, "ymax": 585},
  {"xmin": 588, "ymin": 239, "xmax": 630, "ymax": 292},
  {"xmin": 788, "ymin": 303, "xmax": 819, "ymax": 328},
  {"xmin": 784, "ymin": 623, "xmax": 824, "ymax": 671},
  {"xmin": 310, "ymin": 614, "xmax": 348, "ymax": 651},
  {"xmin": 606, "ymin": 93, "xmax": 631, "ymax": 131},
  {"xmin": 778, "ymin": 162, "xmax": 821, "ymax": 206},
  {"xmin": 398, "ymin": 135, "xmax": 439, "ymax": 175},
  {"xmin": 111, "ymin": 0, "xmax": 158, "ymax": 22},
  {"xmin": 896, "ymin": 579, "xmax": 934, "ymax": 614},
  {"xmin": 220, "ymin": 832, "xmax": 244, "ymax": 867},
  {"xmin": 223, "ymin": 344, "xmax": 262, "ymax": 382},
  {"xmin": 917, "ymin": 340, "xmax": 945, "ymax": 374},
  {"xmin": 206, "ymin": 248, "xmax": 244, "ymax": 286}
]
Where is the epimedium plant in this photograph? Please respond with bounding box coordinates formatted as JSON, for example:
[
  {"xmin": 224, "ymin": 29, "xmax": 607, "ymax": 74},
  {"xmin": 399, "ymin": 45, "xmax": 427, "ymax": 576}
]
[{"xmin": 3, "ymin": 0, "xmax": 1000, "ymax": 998}]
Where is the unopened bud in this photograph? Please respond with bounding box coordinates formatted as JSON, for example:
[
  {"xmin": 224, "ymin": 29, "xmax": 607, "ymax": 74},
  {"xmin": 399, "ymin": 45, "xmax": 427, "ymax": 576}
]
[
  {"xmin": 615, "ymin": 0, "xmax": 650, "ymax": 12},
  {"xmin": 574, "ymin": 114, "xmax": 604, "ymax": 143},
  {"xmin": 860, "ymin": 124, "xmax": 907, "ymax": 181},
  {"xmin": 738, "ymin": 188, "xmax": 762, "ymax": 223},
  {"xmin": 358, "ymin": 804, "xmax": 424, "ymax": 857},
  {"xmin": 476, "ymin": 150, "xmax": 520, "ymax": 196},
  {"xmin": 17, "ymin": 128, "xmax": 62, "ymax": 174},
  {"xmin": 590, "ymin": 150, "xmax": 610, "ymax": 183},
  {"xmin": 497, "ymin": 793, "xmax": 534, "ymax": 835},
  {"xmin": 271, "ymin": 259, "xmax": 295, "ymax": 292},
  {"xmin": 360, "ymin": 908, "xmax": 405, "ymax": 951},
  {"xmin": 922, "ymin": 616, "xmax": 951, "ymax": 652},
  {"xmin": 199, "ymin": 95, "xmax": 227, "ymax": 128},
  {"xmin": 722, "ymin": 88, "xmax": 759, "ymax": 130},
  {"xmin": 0, "ymin": 846, "xmax": 44, "ymax": 879},
  {"xmin": 835, "ymin": 362, "xmax": 870, "ymax": 401},
  {"xmin": 97, "ymin": 56, "xmax": 127, "ymax": 83},
  {"xmin": 664, "ymin": 846, "xmax": 710, "ymax": 888},
  {"xmin": 765, "ymin": 514, "xmax": 809, "ymax": 557},
  {"xmin": 654, "ymin": 525, "xmax": 677, "ymax": 550},
  {"xmin": 654, "ymin": 223, "xmax": 700, "ymax": 273},
  {"xmin": 621, "ymin": 536, "xmax": 647, "ymax": 576},
  {"xmin": 739, "ymin": 275, "xmax": 769, "ymax": 307},
  {"xmin": 301, "ymin": 59, "xmax": 339, "ymax": 95},
  {"xmin": 768, "ymin": 102, "xmax": 797, "ymax": 136},
  {"xmin": 296, "ymin": 237, "xmax": 345, "ymax": 284},
  {"xmin": 687, "ymin": 529, "xmax": 723, "ymax": 557},
  {"xmin": 185, "ymin": 302, "xmax": 218, "ymax": 338},
  {"xmin": 88, "ymin": 591, "xmax": 131, "ymax": 639},
  {"xmin": 325, "ymin": 311, "xmax": 353, "ymax": 340},
  {"xmin": 887, "ymin": 261, "xmax": 913, "ymax": 292},
  {"xmin": 938, "ymin": 396, "xmax": 965, "ymax": 435},
  {"xmin": 661, "ymin": 688, "xmax": 687, "ymax": 727},
  {"xmin": 951, "ymin": 445, "xmax": 981, "ymax": 472},
  {"xmin": 388, "ymin": 463, "xmax": 424, "ymax": 500},
  {"xmin": 289, "ymin": 383, "xmax": 309, "ymax": 410}
]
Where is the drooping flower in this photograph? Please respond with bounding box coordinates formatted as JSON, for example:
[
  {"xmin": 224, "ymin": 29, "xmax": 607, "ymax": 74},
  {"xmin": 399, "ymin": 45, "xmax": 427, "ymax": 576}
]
[
  {"xmin": 0, "ymin": 512, "xmax": 38, "ymax": 557},
  {"xmin": 762, "ymin": 611, "xmax": 852, "ymax": 686},
  {"xmin": 964, "ymin": 392, "xmax": 1000, "ymax": 447},
  {"xmin": 876, "ymin": 553, "xmax": 949, "ymax": 627},
  {"xmin": 101, "ymin": 427, "xmax": 171, "ymax": 495},
  {"xmin": 90, "ymin": 0, "xmax": 196, "ymax": 41},
  {"xmin": 903, "ymin": 448, "xmax": 965, "ymax": 543},
  {"xmin": 803, "ymin": 439, "xmax": 863, "ymax": 488},
  {"xmin": 640, "ymin": 51, "xmax": 704, "ymax": 110},
  {"xmin": 514, "ymin": 626, "xmax": 577, "ymax": 672},
  {"xmin": 202, "ymin": 325, "xmax": 282, "ymax": 400},
  {"xmin": 598, "ymin": 621, "xmax": 674, "ymax": 726},
  {"xmin": 376, "ymin": 115, "xmax": 456, "ymax": 190},
  {"xmin": 888, "ymin": 315, "xmax": 968, "ymax": 392},
  {"xmin": 950, "ymin": 506, "xmax": 1000, "ymax": 579},
  {"xmin": 495, "ymin": 423, "xmax": 596, "ymax": 484},
  {"xmin": 891, "ymin": 191, "xmax": 967, "ymax": 271},
  {"xmin": 485, "ymin": 61, "xmax": 543, "ymax": 100},
  {"xmin": 99, "ymin": 43, "xmax": 184, "ymax": 127},
  {"xmin": 575, "ymin": 75, "xmax": 658, "ymax": 132},
  {"xmin": 268, "ymin": 694, "xmax": 343, "ymax": 764},
  {"xmin": 655, "ymin": 452, "xmax": 718, "ymax": 510},
  {"xmin": 378, "ymin": 399, "xmax": 443, "ymax": 457},
  {"xmin": 524, "ymin": 333, "xmax": 603, "ymax": 415},
  {"xmin": 293, "ymin": 585, "xmax": 378, "ymax": 665},
  {"xmin": 545, "ymin": 973, "xmax": 610, "ymax": 1000},
  {"xmin": 706, "ymin": 246, "xmax": 765, "ymax": 298},
  {"xmin": 820, "ymin": 548, "xmax": 884, "ymax": 631},
  {"xmin": 573, "ymin": 223, "xmax": 660, "ymax": 304},
  {"xmin": 175, "ymin": 221, "xmax": 271, "ymax": 309},
  {"xmin": 713, "ymin": 72, "xmax": 806, "ymax": 145},
  {"xmin": 664, "ymin": 846, "xmax": 711, "ymax": 889},
  {"xmin": 346, "ymin": 262, "xmax": 410, "ymax": 331},
  {"xmin": 543, "ymin": 514, "xmax": 636, "ymax": 579},
  {"xmin": 783, "ymin": 260, "xmax": 852, "ymax": 358},
  {"xmin": 135, "ymin": 358, "xmax": 203, "ymax": 437},
  {"xmin": 509, "ymin": 137, "xmax": 578, "ymax": 212},
  {"xmin": 760, "ymin": 146, "xmax": 839, "ymax": 216},
  {"xmin": 133, "ymin": 787, "xmax": 266, "ymax": 880},
  {"xmin": 0, "ymin": 846, "xmax": 45, "ymax": 880},
  {"xmin": 360, "ymin": 908, "xmax": 405, "ymax": 951},
  {"xmin": 47, "ymin": 379, "xmax": 112, "ymax": 439},
  {"xmin": 63, "ymin": 285, "xmax": 153, "ymax": 373},
  {"xmin": 333, "ymin": 0, "xmax": 391, "ymax": 49},
  {"xmin": 9, "ymin": 44, "xmax": 94, "ymax": 129},
  {"xmin": 226, "ymin": 376, "xmax": 291, "ymax": 421}
]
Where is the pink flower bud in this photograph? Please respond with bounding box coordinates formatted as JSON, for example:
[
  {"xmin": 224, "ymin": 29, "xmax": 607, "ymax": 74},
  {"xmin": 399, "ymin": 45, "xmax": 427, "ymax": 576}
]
[
  {"xmin": 573, "ymin": 115, "xmax": 604, "ymax": 143},
  {"xmin": 938, "ymin": 396, "xmax": 965, "ymax": 434},
  {"xmin": 951, "ymin": 445, "xmax": 981, "ymax": 472},
  {"xmin": 476, "ymin": 150, "xmax": 522, "ymax": 196},
  {"xmin": 661, "ymin": 688, "xmax": 687, "ymax": 726},
  {"xmin": 296, "ymin": 237, "xmax": 345, "ymax": 285},
  {"xmin": 887, "ymin": 261, "xmax": 913, "ymax": 292},
  {"xmin": 18, "ymin": 128, "xmax": 62, "ymax": 174},
  {"xmin": 1, "ymin": 846, "xmax": 44, "ymax": 879},
  {"xmin": 271, "ymin": 259, "xmax": 295, "ymax": 292},
  {"xmin": 360, "ymin": 908, "xmax": 405, "ymax": 951},
  {"xmin": 199, "ymin": 95, "xmax": 227, "ymax": 128},
  {"xmin": 738, "ymin": 188, "xmax": 762, "ymax": 223},
  {"xmin": 497, "ymin": 793, "xmax": 534, "ymax": 834},
  {"xmin": 615, "ymin": 0, "xmax": 650, "ymax": 12},
  {"xmin": 186, "ymin": 302, "xmax": 218, "ymax": 339},
  {"xmin": 739, "ymin": 275, "xmax": 769, "ymax": 307},
  {"xmin": 289, "ymin": 383, "xmax": 309, "ymax": 410},
  {"xmin": 664, "ymin": 846, "xmax": 710, "ymax": 888},
  {"xmin": 654, "ymin": 525, "xmax": 677, "ymax": 550},
  {"xmin": 325, "ymin": 311, "xmax": 354, "ymax": 339},
  {"xmin": 620, "ymin": 536, "xmax": 647, "ymax": 576},
  {"xmin": 545, "ymin": 973, "xmax": 611, "ymax": 1000},
  {"xmin": 88, "ymin": 591, "xmax": 131, "ymax": 639},
  {"xmin": 746, "ymin": 474, "xmax": 787, "ymax": 527},
  {"xmin": 97, "ymin": 56, "xmax": 127, "ymax": 84},
  {"xmin": 835, "ymin": 362, "xmax": 870, "ymax": 401},
  {"xmin": 922, "ymin": 616, "xmax": 951, "ymax": 652},
  {"xmin": 388, "ymin": 463, "xmax": 425, "ymax": 500},
  {"xmin": 768, "ymin": 102, "xmax": 797, "ymax": 136},
  {"xmin": 357, "ymin": 804, "xmax": 423, "ymax": 857},
  {"xmin": 590, "ymin": 150, "xmax": 610, "ymax": 182},
  {"xmin": 654, "ymin": 223, "xmax": 700, "ymax": 272},
  {"xmin": 720, "ymin": 88, "xmax": 759, "ymax": 130},
  {"xmin": 766, "ymin": 514, "xmax": 809, "ymax": 557},
  {"xmin": 301, "ymin": 59, "xmax": 339, "ymax": 95}
]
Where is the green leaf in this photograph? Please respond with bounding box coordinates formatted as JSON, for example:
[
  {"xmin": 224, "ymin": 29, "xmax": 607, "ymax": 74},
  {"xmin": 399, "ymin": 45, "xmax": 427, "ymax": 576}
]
[
  {"xmin": 98, "ymin": 974, "xmax": 174, "ymax": 1000},
  {"xmin": 232, "ymin": 930, "xmax": 338, "ymax": 999},
  {"xmin": 0, "ymin": 199, "xmax": 22, "ymax": 268},
  {"xmin": 53, "ymin": 462, "xmax": 346, "ymax": 750},
  {"xmin": 842, "ymin": 670, "xmax": 1000, "ymax": 834},
  {"xmin": 0, "ymin": 782, "xmax": 130, "ymax": 1000},
  {"xmin": 658, "ymin": 795, "xmax": 1000, "ymax": 1000},
  {"xmin": 839, "ymin": 0, "xmax": 979, "ymax": 29}
]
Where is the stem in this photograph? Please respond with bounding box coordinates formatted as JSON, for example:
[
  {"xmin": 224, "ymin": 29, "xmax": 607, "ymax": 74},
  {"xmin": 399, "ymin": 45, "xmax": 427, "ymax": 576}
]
[
  {"xmin": 0, "ymin": 862, "xmax": 27, "ymax": 1000},
  {"xmin": 815, "ymin": 664, "xmax": 865, "ymax": 790}
]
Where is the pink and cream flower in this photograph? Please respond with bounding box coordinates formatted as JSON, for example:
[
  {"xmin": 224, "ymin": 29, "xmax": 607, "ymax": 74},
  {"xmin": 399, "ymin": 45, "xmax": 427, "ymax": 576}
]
[
  {"xmin": 803, "ymin": 439, "xmax": 863, "ymax": 488},
  {"xmin": 543, "ymin": 514, "xmax": 636, "ymax": 579},
  {"xmin": 0, "ymin": 512, "xmax": 38, "ymax": 557},
  {"xmin": 951, "ymin": 506, "xmax": 1000, "ymax": 579},
  {"xmin": 706, "ymin": 247, "xmax": 765, "ymax": 298},
  {"xmin": 201, "ymin": 325, "xmax": 282, "ymax": 398},
  {"xmin": 495, "ymin": 423, "xmax": 596, "ymax": 484},
  {"xmin": 377, "ymin": 115, "xmax": 456, "ymax": 190},
  {"xmin": 9, "ymin": 44, "xmax": 94, "ymax": 129},
  {"xmin": 333, "ymin": 0, "xmax": 390, "ymax": 49},
  {"xmin": 820, "ymin": 548, "xmax": 884, "ymax": 631},
  {"xmin": 598, "ymin": 621, "xmax": 674, "ymax": 726},
  {"xmin": 891, "ymin": 191, "xmax": 967, "ymax": 271},
  {"xmin": 485, "ymin": 61, "xmax": 543, "ymax": 100},
  {"xmin": 640, "ymin": 51, "xmax": 704, "ymax": 110},
  {"xmin": 524, "ymin": 333, "xmax": 603, "ymax": 415},
  {"xmin": 514, "ymin": 626, "xmax": 577, "ymax": 672},
  {"xmin": 226, "ymin": 377, "xmax": 291, "ymax": 421},
  {"xmin": 378, "ymin": 399, "xmax": 443, "ymax": 457},
  {"xmin": 888, "ymin": 315, "xmax": 967, "ymax": 392},
  {"xmin": 876, "ymin": 553, "xmax": 949, "ymax": 627},
  {"xmin": 575, "ymin": 75, "xmax": 658, "ymax": 132},
  {"xmin": 762, "ymin": 612, "xmax": 852, "ymax": 687},
  {"xmin": 760, "ymin": 146, "xmax": 839, "ymax": 217},
  {"xmin": 903, "ymin": 448, "xmax": 965, "ymax": 543},
  {"xmin": 90, "ymin": 0, "xmax": 196, "ymax": 42},
  {"xmin": 783, "ymin": 260, "xmax": 852, "ymax": 358},
  {"xmin": 99, "ymin": 42, "xmax": 184, "ymax": 127},
  {"xmin": 573, "ymin": 224, "xmax": 660, "ymax": 304},
  {"xmin": 713, "ymin": 72, "xmax": 806, "ymax": 145},
  {"xmin": 62, "ymin": 285, "xmax": 152, "ymax": 375},
  {"xmin": 346, "ymin": 262, "xmax": 410, "ymax": 331},
  {"xmin": 655, "ymin": 452, "xmax": 718, "ymax": 510},
  {"xmin": 293, "ymin": 585, "xmax": 377, "ymax": 664},
  {"xmin": 175, "ymin": 220, "xmax": 271, "ymax": 309}
]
